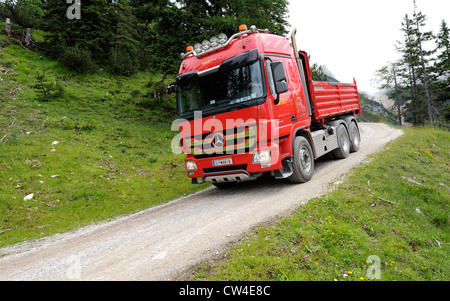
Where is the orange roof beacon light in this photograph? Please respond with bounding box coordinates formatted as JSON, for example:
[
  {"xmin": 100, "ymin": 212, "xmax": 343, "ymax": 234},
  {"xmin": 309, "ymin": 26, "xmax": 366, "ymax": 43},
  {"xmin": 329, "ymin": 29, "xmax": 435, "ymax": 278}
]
[
  {"xmin": 239, "ymin": 24, "xmax": 247, "ymax": 31},
  {"xmin": 186, "ymin": 46, "xmax": 194, "ymax": 52}
]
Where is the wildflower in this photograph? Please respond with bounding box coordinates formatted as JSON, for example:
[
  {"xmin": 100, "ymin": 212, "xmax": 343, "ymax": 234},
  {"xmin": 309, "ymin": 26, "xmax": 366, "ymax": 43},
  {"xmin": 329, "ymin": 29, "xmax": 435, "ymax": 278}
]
[
  {"xmin": 360, "ymin": 277, "xmax": 364, "ymax": 280},
  {"xmin": 348, "ymin": 271, "xmax": 353, "ymax": 274}
]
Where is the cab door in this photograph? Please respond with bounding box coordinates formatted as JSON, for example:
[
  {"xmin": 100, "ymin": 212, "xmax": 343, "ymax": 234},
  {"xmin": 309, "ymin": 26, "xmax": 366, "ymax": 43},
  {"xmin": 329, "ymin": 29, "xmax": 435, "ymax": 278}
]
[{"xmin": 265, "ymin": 56, "xmax": 297, "ymax": 138}]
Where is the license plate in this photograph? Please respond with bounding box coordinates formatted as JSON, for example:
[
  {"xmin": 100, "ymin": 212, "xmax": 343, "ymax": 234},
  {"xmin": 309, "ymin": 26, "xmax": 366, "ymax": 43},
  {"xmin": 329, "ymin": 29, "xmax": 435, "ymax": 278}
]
[{"xmin": 212, "ymin": 158, "xmax": 233, "ymax": 166}]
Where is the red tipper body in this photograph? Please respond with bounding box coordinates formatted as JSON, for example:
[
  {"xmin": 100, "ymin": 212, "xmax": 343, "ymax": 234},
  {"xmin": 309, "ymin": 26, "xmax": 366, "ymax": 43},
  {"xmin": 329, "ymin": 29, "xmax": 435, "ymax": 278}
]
[{"xmin": 172, "ymin": 26, "xmax": 361, "ymax": 186}]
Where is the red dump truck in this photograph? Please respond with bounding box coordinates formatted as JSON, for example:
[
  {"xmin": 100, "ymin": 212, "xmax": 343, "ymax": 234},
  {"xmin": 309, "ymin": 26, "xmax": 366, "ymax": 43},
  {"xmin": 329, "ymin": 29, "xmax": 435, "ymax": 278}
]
[{"xmin": 169, "ymin": 25, "xmax": 361, "ymax": 188}]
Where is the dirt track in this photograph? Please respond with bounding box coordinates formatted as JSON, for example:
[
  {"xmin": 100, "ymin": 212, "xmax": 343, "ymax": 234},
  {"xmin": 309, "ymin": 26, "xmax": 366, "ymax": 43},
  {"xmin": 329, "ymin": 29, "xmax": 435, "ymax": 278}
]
[{"xmin": 0, "ymin": 123, "xmax": 403, "ymax": 280}]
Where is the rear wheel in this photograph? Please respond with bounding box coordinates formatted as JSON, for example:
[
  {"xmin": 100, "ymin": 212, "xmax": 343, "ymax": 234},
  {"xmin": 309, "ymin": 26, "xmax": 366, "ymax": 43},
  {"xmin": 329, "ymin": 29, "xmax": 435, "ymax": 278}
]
[
  {"xmin": 289, "ymin": 136, "xmax": 314, "ymax": 183},
  {"xmin": 332, "ymin": 124, "xmax": 350, "ymax": 159},
  {"xmin": 349, "ymin": 121, "xmax": 360, "ymax": 152}
]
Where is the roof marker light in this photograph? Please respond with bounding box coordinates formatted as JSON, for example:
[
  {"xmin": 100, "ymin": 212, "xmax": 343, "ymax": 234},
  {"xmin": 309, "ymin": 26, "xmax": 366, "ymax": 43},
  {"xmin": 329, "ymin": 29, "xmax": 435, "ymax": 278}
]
[
  {"xmin": 186, "ymin": 46, "xmax": 193, "ymax": 52},
  {"xmin": 239, "ymin": 24, "xmax": 247, "ymax": 31}
]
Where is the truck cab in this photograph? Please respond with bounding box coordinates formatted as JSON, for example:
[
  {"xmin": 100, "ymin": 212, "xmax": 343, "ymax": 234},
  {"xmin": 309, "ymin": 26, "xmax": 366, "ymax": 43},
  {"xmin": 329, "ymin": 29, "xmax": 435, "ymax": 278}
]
[{"xmin": 169, "ymin": 25, "xmax": 361, "ymax": 188}]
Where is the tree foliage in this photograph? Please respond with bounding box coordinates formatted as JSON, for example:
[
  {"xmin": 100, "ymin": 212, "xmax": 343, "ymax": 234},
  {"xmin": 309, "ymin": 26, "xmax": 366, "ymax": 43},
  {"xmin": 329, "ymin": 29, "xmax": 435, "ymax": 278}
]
[
  {"xmin": 432, "ymin": 20, "xmax": 450, "ymax": 121},
  {"xmin": 130, "ymin": 0, "xmax": 290, "ymax": 73},
  {"xmin": 0, "ymin": 0, "xmax": 44, "ymax": 28},
  {"xmin": 2, "ymin": 0, "xmax": 289, "ymax": 75},
  {"xmin": 386, "ymin": 1, "xmax": 450, "ymax": 126}
]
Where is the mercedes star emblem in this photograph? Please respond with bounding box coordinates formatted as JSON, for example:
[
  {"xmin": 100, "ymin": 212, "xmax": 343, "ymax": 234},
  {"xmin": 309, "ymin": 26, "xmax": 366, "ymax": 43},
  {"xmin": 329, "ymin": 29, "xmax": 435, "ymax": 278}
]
[{"xmin": 212, "ymin": 133, "xmax": 225, "ymax": 149}]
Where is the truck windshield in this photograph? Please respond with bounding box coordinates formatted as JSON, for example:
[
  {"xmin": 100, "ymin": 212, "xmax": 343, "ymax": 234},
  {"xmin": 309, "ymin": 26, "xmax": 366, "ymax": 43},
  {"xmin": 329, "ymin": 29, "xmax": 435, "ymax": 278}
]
[{"xmin": 177, "ymin": 61, "xmax": 263, "ymax": 116}]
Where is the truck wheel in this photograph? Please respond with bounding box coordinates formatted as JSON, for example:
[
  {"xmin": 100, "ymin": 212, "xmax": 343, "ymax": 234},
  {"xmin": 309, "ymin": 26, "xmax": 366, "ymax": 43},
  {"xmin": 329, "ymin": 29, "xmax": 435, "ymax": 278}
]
[
  {"xmin": 289, "ymin": 136, "xmax": 314, "ymax": 183},
  {"xmin": 349, "ymin": 121, "xmax": 360, "ymax": 152},
  {"xmin": 332, "ymin": 124, "xmax": 350, "ymax": 159}
]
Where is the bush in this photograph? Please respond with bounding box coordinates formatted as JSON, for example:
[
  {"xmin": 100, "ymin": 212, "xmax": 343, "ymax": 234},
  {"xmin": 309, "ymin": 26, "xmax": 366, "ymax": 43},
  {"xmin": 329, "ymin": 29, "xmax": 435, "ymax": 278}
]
[
  {"xmin": 58, "ymin": 45, "xmax": 97, "ymax": 73},
  {"xmin": 31, "ymin": 70, "xmax": 65, "ymax": 100}
]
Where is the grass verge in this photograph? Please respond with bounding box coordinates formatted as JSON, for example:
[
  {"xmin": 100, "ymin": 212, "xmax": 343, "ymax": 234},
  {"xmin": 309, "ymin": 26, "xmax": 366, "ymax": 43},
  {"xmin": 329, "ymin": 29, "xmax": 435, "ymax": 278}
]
[{"xmin": 190, "ymin": 127, "xmax": 449, "ymax": 281}]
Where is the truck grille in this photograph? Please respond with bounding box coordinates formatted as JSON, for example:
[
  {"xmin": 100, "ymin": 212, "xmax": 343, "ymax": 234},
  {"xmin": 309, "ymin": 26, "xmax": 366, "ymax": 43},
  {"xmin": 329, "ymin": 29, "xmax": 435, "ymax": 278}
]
[{"xmin": 186, "ymin": 125, "xmax": 257, "ymax": 158}]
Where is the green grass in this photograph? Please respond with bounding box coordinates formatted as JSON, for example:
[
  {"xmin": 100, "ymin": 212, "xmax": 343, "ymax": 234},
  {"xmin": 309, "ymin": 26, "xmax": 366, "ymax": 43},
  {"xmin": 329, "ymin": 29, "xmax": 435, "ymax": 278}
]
[
  {"xmin": 189, "ymin": 127, "xmax": 449, "ymax": 281},
  {"xmin": 0, "ymin": 37, "xmax": 208, "ymax": 248}
]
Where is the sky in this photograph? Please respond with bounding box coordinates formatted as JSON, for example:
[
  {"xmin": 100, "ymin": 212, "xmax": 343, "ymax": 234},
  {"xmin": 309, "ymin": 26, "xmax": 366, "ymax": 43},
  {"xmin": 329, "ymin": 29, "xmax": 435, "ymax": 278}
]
[{"xmin": 287, "ymin": 0, "xmax": 450, "ymax": 95}]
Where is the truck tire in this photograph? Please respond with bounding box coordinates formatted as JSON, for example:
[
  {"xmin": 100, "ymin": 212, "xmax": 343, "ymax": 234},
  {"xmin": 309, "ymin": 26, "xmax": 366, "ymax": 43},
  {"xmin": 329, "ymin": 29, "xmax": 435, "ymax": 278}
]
[
  {"xmin": 349, "ymin": 121, "xmax": 360, "ymax": 153},
  {"xmin": 289, "ymin": 136, "xmax": 314, "ymax": 183},
  {"xmin": 332, "ymin": 124, "xmax": 350, "ymax": 159}
]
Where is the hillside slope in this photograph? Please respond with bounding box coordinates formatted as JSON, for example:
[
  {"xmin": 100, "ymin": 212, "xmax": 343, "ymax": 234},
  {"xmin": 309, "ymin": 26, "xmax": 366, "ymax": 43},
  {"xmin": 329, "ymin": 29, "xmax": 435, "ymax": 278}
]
[{"xmin": 0, "ymin": 36, "xmax": 205, "ymax": 247}]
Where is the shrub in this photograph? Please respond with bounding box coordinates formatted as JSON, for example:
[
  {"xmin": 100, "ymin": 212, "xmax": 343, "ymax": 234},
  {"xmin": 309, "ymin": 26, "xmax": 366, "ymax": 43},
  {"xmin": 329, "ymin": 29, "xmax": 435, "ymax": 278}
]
[
  {"xmin": 31, "ymin": 70, "xmax": 65, "ymax": 100},
  {"xmin": 58, "ymin": 45, "xmax": 97, "ymax": 73}
]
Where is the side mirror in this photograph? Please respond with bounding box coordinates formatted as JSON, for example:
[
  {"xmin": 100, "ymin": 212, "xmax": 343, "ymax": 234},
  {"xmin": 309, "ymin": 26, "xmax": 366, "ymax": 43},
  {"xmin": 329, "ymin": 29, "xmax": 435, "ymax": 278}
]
[
  {"xmin": 271, "ymin": 61, "xmax": 288, "ymax": 95},
  {"xmin": 167, "ymin": 81, "xmax": 176, "ymax": 95}
]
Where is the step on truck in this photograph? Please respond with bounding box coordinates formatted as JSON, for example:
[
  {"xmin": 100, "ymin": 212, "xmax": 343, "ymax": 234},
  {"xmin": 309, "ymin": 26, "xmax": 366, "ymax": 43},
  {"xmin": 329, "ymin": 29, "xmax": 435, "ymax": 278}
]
[{"xmin": 168, "ymin": 25, "xmax": 361, "ymax": 188}]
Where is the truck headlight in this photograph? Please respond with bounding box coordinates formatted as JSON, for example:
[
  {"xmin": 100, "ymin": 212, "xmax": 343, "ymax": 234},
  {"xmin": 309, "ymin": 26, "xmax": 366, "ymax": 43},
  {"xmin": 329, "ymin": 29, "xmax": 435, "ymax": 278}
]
[
  {"xmin": 252, "ymin": 150, "xmax": 271, "ymax": 164},
  {"xmin": 185, "ymin": 160, "xmax": 198, "ymax": 171}
]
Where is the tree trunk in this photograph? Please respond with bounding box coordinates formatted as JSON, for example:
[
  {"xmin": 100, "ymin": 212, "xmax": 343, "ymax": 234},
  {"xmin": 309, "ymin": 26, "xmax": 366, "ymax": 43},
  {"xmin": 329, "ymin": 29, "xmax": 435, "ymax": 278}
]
[
  {"xmin": 417, "ymin": 36, "xmax": 434, "ymax": 125},
  {"xmin": 25, "ymin": 28, "xmax": 32, "ymax": 45},
  {"xmin": 392, "ymin": 66, "xmax": 402, "ymax": 126},
  {"xmin": 413, "ymin": 0, "xmax": 434, "ymax": 125}
]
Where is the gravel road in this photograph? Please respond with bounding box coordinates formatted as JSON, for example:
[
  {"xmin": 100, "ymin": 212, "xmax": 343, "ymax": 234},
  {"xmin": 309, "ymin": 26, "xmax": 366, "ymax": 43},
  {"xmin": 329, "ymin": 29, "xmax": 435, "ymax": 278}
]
[{"xmin": 0, "ymin": 122, "xmax": 403, "ymax": 280}]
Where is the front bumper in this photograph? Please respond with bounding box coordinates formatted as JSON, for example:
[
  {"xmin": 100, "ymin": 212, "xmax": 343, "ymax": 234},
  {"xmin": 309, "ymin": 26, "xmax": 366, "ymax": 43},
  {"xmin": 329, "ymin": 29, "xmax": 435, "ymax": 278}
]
[{"xmin": 185, "ymin": 143, "xmax": 282, "ymax": 184}]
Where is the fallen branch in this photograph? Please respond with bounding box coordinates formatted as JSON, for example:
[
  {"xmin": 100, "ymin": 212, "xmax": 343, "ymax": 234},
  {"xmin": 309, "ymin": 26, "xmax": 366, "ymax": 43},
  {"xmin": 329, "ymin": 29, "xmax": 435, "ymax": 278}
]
[
  {"xmin": 40, "ymin": 116, "xmax": 49, "ymax": 130},
  {"xmin": 378, "ymin": 196, "xmax": 396, "ymax": 205},
  {"xmin": 9, "ymin": 117, "xmax": 15, "ymax": 127},
  {"xmin": 432, "ymin": 237, "xmax": 442, "ymax": 248},
  {"xmin": 30, "ymin": 161, "xmax": 42, "ymax": 169},
  {"xmin": 401, "ymin": 176, "xmax": 422, "ymax": 186},
  {"xmin": 0, "ymin": 134, "xmax": 7, "ymax": 142}
]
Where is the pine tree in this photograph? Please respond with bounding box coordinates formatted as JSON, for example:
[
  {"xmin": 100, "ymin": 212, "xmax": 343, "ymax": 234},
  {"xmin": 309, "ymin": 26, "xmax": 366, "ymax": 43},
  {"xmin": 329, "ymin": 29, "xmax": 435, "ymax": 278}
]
[
  {"xmin": 397, "ymin": 13, "xmax": 422, "ymax": 124},
  {"xmin": 396, "ymin": 1, "xmax": 437, "ymax": 126},
  {"xmin": 432, "ymin": 20, "xmax": 450, "ymax": 122},
  {"xmin": 412, "ymin": 0, "xmax": 435, "ymax": 125},
  {"xmin": 42, "ymin": 0, "xmax": 142, "ymax": 75},
  {"xmin": 107, "ymin": 0, "xmax": 141, "ymax": 75},
  {"xmin": 435, "ymin": 20, "xmax": 450, "ymax": 74}
]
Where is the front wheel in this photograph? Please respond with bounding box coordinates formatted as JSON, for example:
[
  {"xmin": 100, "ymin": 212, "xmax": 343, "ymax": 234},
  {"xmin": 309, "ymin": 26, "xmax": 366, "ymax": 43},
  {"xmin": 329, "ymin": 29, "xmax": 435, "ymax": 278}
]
[{"xmin": 289, "ymin": 136, "xmax": 314, "ymax": 184}]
